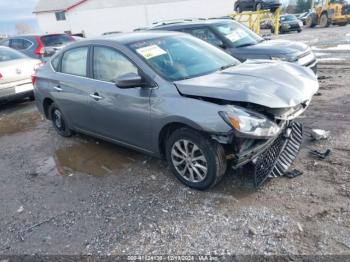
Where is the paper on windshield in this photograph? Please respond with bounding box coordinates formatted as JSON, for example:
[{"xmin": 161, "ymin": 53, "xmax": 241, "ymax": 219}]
[
  {"xmin": 136, "ymin": 45, "xmax": 167, "ymax": 59},
  {"xmin": 226, "ymin": 28, "xmax": 248, "ymax": 43}
]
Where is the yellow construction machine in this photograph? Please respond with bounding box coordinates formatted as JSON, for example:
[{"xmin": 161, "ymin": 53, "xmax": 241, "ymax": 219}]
[{"xmin": 306, "ymin": 0, "xmax": 350, "ymax": 27}]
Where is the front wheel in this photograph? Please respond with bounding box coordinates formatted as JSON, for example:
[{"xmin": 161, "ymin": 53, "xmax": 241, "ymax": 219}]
[
  {"xmin": 165, "ymin": 128, "xmax": 227, "ymax": 190},
  {"xmin": 49, "ymin": 103, "xmax": 72, "ymax": 137},
  {"xmin": 320, "ymin": 13, "xmax": 330, "ymax": 28}
]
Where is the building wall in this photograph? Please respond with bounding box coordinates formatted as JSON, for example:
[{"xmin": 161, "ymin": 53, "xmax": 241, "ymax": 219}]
[
  {"xmin": 36, "ymin": 12, "xmax": 71, "ymax": 34},
  {"xmin": 36, "ymin": 0, "xmax": 234, "ymax": 37}
]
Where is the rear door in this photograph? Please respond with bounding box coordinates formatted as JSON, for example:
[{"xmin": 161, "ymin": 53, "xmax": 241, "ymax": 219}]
[{"xmin": 52, "ymin": 46, "xmax": 94, "ymax": 131}]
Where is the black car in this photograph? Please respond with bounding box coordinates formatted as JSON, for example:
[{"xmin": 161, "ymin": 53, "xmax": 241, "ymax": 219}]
[
  {"xmin": 234, "ymin": 0, "xmax": 281, "ymax": 12},
  {"xmin": 149, "ymin": 19, "xmax": 317, "ymax": 73},
  {"xmin": 272, "ymin": 15, "xmax": 303, "ymax": 34}
]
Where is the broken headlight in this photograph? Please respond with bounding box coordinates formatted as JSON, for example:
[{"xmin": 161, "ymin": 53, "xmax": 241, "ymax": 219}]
[{"xmin": 219, "ymin": 107, "xmax": 281, "ymax": 139}]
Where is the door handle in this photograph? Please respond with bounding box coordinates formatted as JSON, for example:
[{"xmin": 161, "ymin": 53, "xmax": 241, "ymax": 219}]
[
  {"xmin": 53, "ymin": 86, "xmax": 62, "ymax": 92},
  {"xmin": 90, "ymin": 93, "xmax": 103, "ymax": 100}
]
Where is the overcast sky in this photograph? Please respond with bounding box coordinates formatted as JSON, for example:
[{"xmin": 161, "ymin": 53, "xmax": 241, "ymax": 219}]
[{"xmin": 0, "ymin": 0, "xmax": 39, "ymax": 35}]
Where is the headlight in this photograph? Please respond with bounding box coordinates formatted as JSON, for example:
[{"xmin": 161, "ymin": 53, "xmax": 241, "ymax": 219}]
[
  {"xmin": 271, "ymin": 56, "xmax": 288, "ymax": 61},
  {"xmin": 219, "ymin": 107, "xmax": 281, "ymax": 138},
  {"xmin": 271, "ymin": 56, "xmax": 297, "ymax": 62}
]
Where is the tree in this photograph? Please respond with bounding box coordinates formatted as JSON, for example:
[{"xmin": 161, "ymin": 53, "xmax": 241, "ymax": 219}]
[
  {"xmin": 15, "ymin": 23, "xmax": 34, "ymax": 34},
  {"xmin": 295, "ymin": 0, "xmax": 313, "ymax": 12}
]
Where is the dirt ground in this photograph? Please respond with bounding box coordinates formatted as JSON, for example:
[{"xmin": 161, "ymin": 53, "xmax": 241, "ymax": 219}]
[{"xmin": 0, "ymin": 26, "xmax": 350, "ymax": 257}]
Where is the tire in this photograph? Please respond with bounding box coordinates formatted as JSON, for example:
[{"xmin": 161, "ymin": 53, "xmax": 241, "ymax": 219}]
[
  {"xmin": 165, "ymin": 128, "xmax": 227, "ymax": 190},
  {"xmin": 297, "ymin": 29, "xmax": 302, "ymax": 33},
  {"xmin": 49, "ymin": 103, "xmax": 72, "ymax": 137},
  {"xmin": 306, "ymin": 14, "xmax": 317, "ymax": 28},
  {"xmin": 320, "ymin": 13, "xmax": 330, "ymax": 28},
  {"xmin": 337, "ymin": 22, "xmax": 347, "ymax": 26}
]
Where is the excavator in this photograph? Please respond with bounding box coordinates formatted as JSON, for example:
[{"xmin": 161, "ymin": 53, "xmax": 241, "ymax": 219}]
[{"xmin": 306, "ymin": 0, "xmax": 350, "ymax": 27}]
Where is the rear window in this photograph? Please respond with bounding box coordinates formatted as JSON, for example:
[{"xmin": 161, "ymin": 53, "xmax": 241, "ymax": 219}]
[
  {"xmin": 0, "ymin": 47, "xmax": 26, "ymax": 62},
  {"xmin": 40, "ymin": 34, "xmax": 74, "ymax": 47}
]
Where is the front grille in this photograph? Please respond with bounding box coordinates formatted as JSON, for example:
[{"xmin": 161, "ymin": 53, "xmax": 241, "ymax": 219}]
[{"xmin": 253, "ymin": 122, "xmax": 303, "ymax": 187}]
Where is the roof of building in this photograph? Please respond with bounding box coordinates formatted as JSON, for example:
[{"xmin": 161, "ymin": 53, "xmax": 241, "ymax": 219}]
[
  {"xmin": 33, "ymin": 0, "xmax": 189, "ymax": 14},
  {"xmin": 33, "ymin": 0, "xmax": 88, "ymax": 13}
]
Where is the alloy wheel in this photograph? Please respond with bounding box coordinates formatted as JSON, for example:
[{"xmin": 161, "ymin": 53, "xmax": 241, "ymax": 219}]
[
  {"xmin": 171, "ymin": 139, "xmax": 208, "ymax": 183},
  {"xmin": 53, "ymin": 109, "xmax": 63, "ymax": 130}
]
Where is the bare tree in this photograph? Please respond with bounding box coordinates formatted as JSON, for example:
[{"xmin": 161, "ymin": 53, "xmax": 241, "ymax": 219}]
[{"xmin": 15, "ymin": 23, "xmax": 34, "ymax": 34}]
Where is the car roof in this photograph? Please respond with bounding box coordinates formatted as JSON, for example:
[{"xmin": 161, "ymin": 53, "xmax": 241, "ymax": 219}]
[
  {"xmin": 149, "ymin": 18, "xmax": 233, "ymax": 30},
  {"xmin": 90, "ymin": 30, "xmax": 182, "ymax": 44}
]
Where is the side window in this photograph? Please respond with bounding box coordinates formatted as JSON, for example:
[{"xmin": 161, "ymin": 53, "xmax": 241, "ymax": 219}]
[
  {"xmin": 93, "ymin": 46, "xmax": 138, "ymax": 82},
  {"xmin": 22, "ymin": 39, "xmax": 32, "ymax": 49},
  {"xmin": 10, "ymin": 39, "xmax": 24, "ymax": 50},
  {"xmin": 51, "ymin": 55, "xmax": 61, "ymax": 71},
  {"xmin": 61, "ymin": 47, "xmax": 88, "ymax": 76},
  {"xmin": 184, "ymin": 27, "xmax": 223, "ymax": 47},
  {"xmin": 0, "ymin": 39, "xmax": 10, "ymax": 46}
]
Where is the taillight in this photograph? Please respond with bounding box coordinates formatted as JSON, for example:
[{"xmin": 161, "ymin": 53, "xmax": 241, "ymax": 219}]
[
  {"xmin": 34, "ymin": 36, "xmax": 45, "ymax": 56},
  {"xmin": 31, "ymin": 75, "xmax": 37, "ymax": 85}
]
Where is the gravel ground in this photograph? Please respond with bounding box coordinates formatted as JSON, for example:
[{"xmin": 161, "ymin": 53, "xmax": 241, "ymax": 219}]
[{"xmin": 0, "ymin": 25, "xmax": 350, "ymax": 257}]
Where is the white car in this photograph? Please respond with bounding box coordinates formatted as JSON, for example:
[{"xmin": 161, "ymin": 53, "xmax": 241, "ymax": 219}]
[{"xmin": 0, "ymin": 46, "xmax": 41, "ymax": 103}]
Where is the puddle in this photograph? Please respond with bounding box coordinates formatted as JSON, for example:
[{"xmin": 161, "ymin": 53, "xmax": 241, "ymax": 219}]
[
  {"xmin": 36, "ymin": 142, "xmax": 143, "ymax": 177},
  {"xmin": 0, "ymin": 112, "xmax": 43, "ymax": 136}
]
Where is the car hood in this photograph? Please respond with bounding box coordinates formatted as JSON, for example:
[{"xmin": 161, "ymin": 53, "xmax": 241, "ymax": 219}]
[
  {"xmin": 174, "ymin": 61, "xmax": 319, "ymax": 109},
  {"xmin": 240, "ymin": 39, "xmax": 308, "ymax": 56}
]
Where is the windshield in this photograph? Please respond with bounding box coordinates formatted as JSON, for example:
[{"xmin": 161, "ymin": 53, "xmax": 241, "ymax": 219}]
[
  {"xmin": 40, "ymin": 34, "xmax": 74, "ymax": 47},
  {"xmin": 129, "ymin": 35, "xmax": 239, "ymax": 81},
  {"xmin": 0, "ymin": 47, "xmax": 26, "ymax": 62},
  {"xmin": 214, "ymin": 21, "xmax": 263, "ymax": 48},
  {"xmin": 281, "ymin": 15, "xmax": 297, "ymax": 22}
]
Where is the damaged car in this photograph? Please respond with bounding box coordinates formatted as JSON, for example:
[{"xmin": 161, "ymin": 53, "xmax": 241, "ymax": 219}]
[{"xmin": 33, "ymin": 32, "xmax": 319, "ymax": 190}]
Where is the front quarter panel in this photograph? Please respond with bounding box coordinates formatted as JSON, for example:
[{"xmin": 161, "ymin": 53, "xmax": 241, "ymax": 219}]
[{"xmin": 150, "ymin": 79, "xmax": 233, "ymax": 155}]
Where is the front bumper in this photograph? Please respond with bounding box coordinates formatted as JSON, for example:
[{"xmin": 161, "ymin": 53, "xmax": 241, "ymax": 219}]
[
  {"xmin": 252, "ymin": 122, "xmax": 303, "ymax": 186},
  {"xmin": 233, "ymin": 122, "xmax": 303, "ymax": 187}
]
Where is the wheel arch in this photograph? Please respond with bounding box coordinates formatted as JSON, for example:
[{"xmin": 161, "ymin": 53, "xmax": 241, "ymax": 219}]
[
  {"xmin": 43, "ymin": 97, "xmax": 54, "ymax": 119},
  {"xmin": 157, "ymin": 119, "xmax": 205, "ymax": 158}
]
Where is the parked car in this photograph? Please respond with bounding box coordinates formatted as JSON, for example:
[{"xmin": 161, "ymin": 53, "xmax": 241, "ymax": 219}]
[
  {"xmin": 272, "ymin": 14, "xmax": 304, "ymax": 34},
  {"xmin": 234, "ymin": 0, "xmax": 281, "ymax": 12},
  {"xmin": 149, "ymin": 19, "xmax": 317, "ymax": 73},
  {"xmin": 0, "ymin": 34, "xmax": 75, "ymax": 61},
  {"xmin": 296, "ymin": 12, "xmax": 311, "ymax": 25},
  {"xmin": 33, "ymin": 32, "xmax": 319, "ymax": 190},
  {"xmin": 0, "ymin": 46, "xmax": 41, "ymax": 103}
]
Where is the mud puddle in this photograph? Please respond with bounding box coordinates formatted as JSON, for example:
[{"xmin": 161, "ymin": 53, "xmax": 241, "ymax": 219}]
[
  {"xmin": 0, "ymin": 111, "xmax": 43, "ymax": 136},
  {"xmin": 36, "ymin": 142, "xmax": 144, "ymax": 177}
]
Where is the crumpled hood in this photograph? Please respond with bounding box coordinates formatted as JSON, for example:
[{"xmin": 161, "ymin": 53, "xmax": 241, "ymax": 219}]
[
  {"xmin": 241, "ymin": 39, "xmax": 308, "ymax": 55},
  {"xmin": 174, "ymin": 61, "xmax": 319, "ymax": 109}
]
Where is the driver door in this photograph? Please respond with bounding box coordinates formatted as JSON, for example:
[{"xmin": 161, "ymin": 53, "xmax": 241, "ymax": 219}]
[{"xmin": 89, "ymin": 45, "xmax": 153, "ymax": 152}]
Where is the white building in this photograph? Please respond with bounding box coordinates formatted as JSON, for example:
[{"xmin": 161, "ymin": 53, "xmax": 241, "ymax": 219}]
[{"xmin": 33, "ymin": 0, "xmax": 234, "ymax": 37}]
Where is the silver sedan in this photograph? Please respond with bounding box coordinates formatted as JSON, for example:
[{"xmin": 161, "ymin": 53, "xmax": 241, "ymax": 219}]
[{"xmin": 0, "ymin": 46, "xmax": 41, "ymax": 103}]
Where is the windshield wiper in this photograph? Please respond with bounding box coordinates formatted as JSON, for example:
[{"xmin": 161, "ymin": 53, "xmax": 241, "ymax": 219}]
[
  {"xmin": 219, "ymin": 64, "xmax": 236, "ymax": 71},
  {"xmin": 235, "ymin": 43, "xmax": 255, "ymax": 48}
]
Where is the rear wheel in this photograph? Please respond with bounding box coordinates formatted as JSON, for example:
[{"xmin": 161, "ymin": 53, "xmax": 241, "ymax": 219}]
[
  {"xmin": 49, "ymin": 103, "xmax": 72, "ymax": 137},
  {"xmin": 165, "ymin": 128, "xmax": 227, "ymax": 190},
  {"xmin": 320, "ymin": 13, "xmax": 330, "ymax": 27}
]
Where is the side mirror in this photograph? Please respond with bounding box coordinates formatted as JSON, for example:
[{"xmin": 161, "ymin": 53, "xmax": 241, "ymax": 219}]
[{"xmin": 115, "ymin": 72, "xmax": 144, "ymax": 88}]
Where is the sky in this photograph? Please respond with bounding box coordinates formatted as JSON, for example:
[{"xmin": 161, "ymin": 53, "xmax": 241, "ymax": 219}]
[{"xmin": 0, "ymin": 0, "xmax": 39, "ymax": 35}]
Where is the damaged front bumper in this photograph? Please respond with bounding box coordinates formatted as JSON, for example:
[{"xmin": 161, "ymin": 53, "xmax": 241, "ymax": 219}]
[{"xmin": 232, "ymin": 122, "xmax": 303, "ymax": 187}]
